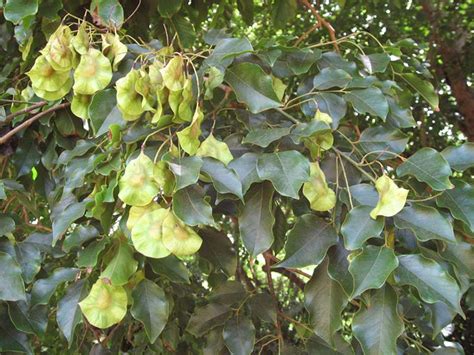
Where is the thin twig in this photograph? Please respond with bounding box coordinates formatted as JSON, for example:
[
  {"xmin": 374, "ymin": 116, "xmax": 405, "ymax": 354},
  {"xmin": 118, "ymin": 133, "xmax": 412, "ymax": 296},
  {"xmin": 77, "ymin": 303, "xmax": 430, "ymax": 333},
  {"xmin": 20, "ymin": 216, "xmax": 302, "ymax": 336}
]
[
  {"xmin": 0, "ymin": 103, "xmax": 70, "ymax": 145},
  {"xmin": 1, "ymin": 101, "xmax": 47, "ymax": 126}
]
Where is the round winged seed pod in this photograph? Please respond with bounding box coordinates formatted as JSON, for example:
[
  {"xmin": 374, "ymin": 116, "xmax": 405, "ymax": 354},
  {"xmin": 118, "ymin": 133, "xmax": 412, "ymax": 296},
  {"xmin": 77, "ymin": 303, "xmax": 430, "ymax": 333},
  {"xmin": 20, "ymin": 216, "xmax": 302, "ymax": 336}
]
[
  {"xmin": 32, "ymin": 77, "xmax": 73, "ymax": 101},
  {"xmin": 71, "ymin": 93, "xmax": 92, "ymax": 119},
  {"xmin": 73, "ymin": 48, "xmax": 112, "ymax": 95},
  {"xmin": 118, "ymin": 152, "xmax": 160, "ymax": 206},
  {"xmin": 27, "ymin": 55, "xmax": 71, "ymax": 92},
  {"xmin": 42, "ymin": 25, "xmax": 76, "ymax": 71},
  {"xmin": 162, "ymin": 212, "xmax": 203, "ymax": 256},
  {"xmin": 116, "ymin": 69, "xmax": 146, "ymax": 121}
]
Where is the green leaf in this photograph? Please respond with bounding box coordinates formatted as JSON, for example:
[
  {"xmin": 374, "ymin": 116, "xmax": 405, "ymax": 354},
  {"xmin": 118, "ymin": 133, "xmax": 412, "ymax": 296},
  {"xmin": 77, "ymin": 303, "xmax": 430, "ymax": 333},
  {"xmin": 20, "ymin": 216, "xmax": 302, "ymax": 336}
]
[
  {"xmin": 31, "ymin": 268, "xmax": 79, "ymax": 306},
  {"xmin": 349, "ymin": 245, "xmax": 399, "ymax": 298},
  {"xmin": 256, "ymin": 150, "xmax": 310, "ymax": 199},
  {"xmin": 341, "ymin": 205, "xmax": 384, "ymax": 250},
  {"xmin": 205, "ymin": 38, "xmax": 253, "ymax": 69},
  {"xmin": 186, "ymin": 303, "xmax": 232, "ymax": 337},
  {"xmin": 352, "ymin": 285, "xmax": 404, "ymax": 355},
  {"xmin": 399, "ymin": 73, "xmax": 439, "ymax": 110},
  {"xmin": 304, "ymin": 258, "xmax": 347, "ymax": 346},
  {"xmin": 63, "ymin": 225, "xmax": 100, "ymax": 252},
  {"xmin": 303, "ymin": 162, "xmax": 336, "ymax": 211},
  {"xmin": 440, "ymin": 234, "xmax": 474, "ymax": 279},
  {"xmin": 0, "ymin": 304, "xmax": 33, "ymax": 354},
  {"xmin": 199, "ymin": 228, "xmax": 237, "ymax": 277},
  {"xmin": 172, "ymin": 185, "xmax": 215, "ymax": 226},
  {"xmin": 271, "ymin": 47, "xmax": 321, "ymax": 76},
  {"xmin": 242, "ymin": 127, "xmax": 292, "ymax": 148},
  {"xmin": 7, "ymin": 300, "xmax": 47, "ymax": 337},
  {"xmin": 277, "ymin": 214, "xmax": 338, "ymax": 268},
  {"xmin": 101, "ymin": 241, "xmax": 138, "ymax": 285},
  {"xmin": 313, "ymin": 68, "xmax": 352, "ymax": 90},
  {"xmin": 239, "ymin": 182, "xmax": 275, "ymax": 256},
  {"xmin": 228, "ymin": 153, "xmax": 262, "ymax": 194},
  {"xmin": 397, "ymin": 147, "xmax": 454, "ymax": 191},
  {"xmin": 393, "ymin": 203, "xmax": 456, "ymax": 243},
  {"xmin": 290, "ymin": 120, "xmax": 331, "ymax": 144},
  {"xmin": 163, "ymin": 154, "xmax": 203, "ymax": 191},
  {"xmin": 0, "ymin": 252, "xmax": 25, "ymax": 301},
  {"xmin": 4, "ymin": 0, "xmax": 38, "ymax": 24},
  {"xmin": 51, "ymin": 195, "xmax": 87, "ymax": 245},
  {"xmin": 223, "ymin": 316, "xmax": 255, "ymax": 355},
  {"xmin": 436, "ymin": 180, "xmax": 474, "ymax": 230},
  {"xmin": 170, "ymin": 15, "xmax": 196, "ymax": 48},
  {"xmin": 196, "ymin": 134, "xmax": 234, "ymax": 165},
  {"xmin": 57, "ymin": 279, "xmax": 88, "ymax": 346},
  {"xmin": 387, "ymin": 97, "xmax": 416, "ymax": 128},
  {"xmin": 359, "ymin": 53, "xmax": 390, "ymax": 74},
  {"xmin": 370, "ymin": 175, "xmax": 408, "ymax": 219},
  {"xmin": 209, "ymin": 281, "xmax": 246, "ymax": 305},
  {"xmin": 358, "ymin": 126, "xmax": 408, "ymax": 160},
  {"xmin": 225, "ymin": 62, "xmax": 281, "ymax": 113},
  {"xmin": 271, "ymin": 0, "xmax": 297, "ymax": 28},
  {"xmin": 306, "ymin": 333, "xmax": 353, "ymax": 355},
  {"xmin": 201, "ymin": 158, "xmax": 243, "ymax": 199},
  {"xmin": 328, "ymin": 240, "xmax": 354, "ymax": 297},
  {"xmin": 95, "ymin": 0, "xmax": 124, "ymax": 28},
  {"xmin": 394, "ymin": 254, "xmax": 464, "ymax": 315},
  {"xmin": 76, "ymin": 239, "xmax": 108, "ymax": 267},
  {"xmin": 131, "ymin": 279, "xmax": 170, "ymax": 343},
  {"xmin": 157, "ymin": 0, "xmax": 182, "ymax": 17},
  {"xmin": 0, "ymin": 215, "xmax": 15, "ymax": 236},
  {"xmin": 88, "ymin": 89, "xmax": 126, "ymax": 136},
  {"xmin": 344, "ymin": 88, "xmax": 389, "ymax": 120},
  {"xmin": 148, "ymin": 255, "xmax": 191, "ymax": 284},
  {"xmin": 79, "ymin": 278, "xmax": 128, "ymax": 329},
  {"xmin": 441, "ymin": 143, "xmax": 474, "ymax": 172},
  {"xmin": 249, "ymin": 293, "xmax": 277, "ymax": 324}
]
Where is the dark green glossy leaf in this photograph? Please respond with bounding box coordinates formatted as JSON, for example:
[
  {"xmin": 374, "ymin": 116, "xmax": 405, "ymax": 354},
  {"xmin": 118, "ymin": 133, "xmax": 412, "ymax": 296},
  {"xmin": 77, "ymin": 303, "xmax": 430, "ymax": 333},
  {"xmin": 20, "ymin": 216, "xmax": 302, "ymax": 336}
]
[
  {"xmin": 101, "ymin": 242, "xmax": 137, "ymax": 286},
  {"xmin": 148, "ymin": 255, "xmax": 191, "ymax": 284},
  {"xmin": 0, "ymin": 251, "xmax": 26, "ymax": 301},
  {"xmin": 14, "ymin": 241, "xmax": 42, "ymax": 283},
  {"xmin": 76, "ymin": 239, "xmax": 108, "ymax": 268},
  {"xmin": 239, "ymin": 182, "xmax": 274, "ymax": 256},
  {"xmin": 31, "ymin": 267, "xmax": 79, "ymax": 306},
  {"xmin": 199, "ymin": 228, "xmax": 237, "ymax": 277},
  {"xmin": 344, "ymin": 88, "xmax": 389, "ymax": 120},
  {"xmin": 393, "ymin": 203, "xmax": 456, "ymax": 243},
  {"xmin": 172, "ymin": 185, "xmax": 214, "ymax": 226},
  {"xmin": 352, "ymin": 285, "xmax": 404, "ymax": 355},
  {"xmin": 8, "ymin": 301, "xmax": 47, "ymax": 337},
  {"xmin": 441, "ymin": 143, "xmax": 474, "ymax": 172},
  {"xmin": 249, "ymin": 293, "xmax": 277, "ymax": 324},
  {"xmin": 223, "ymin": 316, "xmax": 255, "ymax": 355},
  {"xmin": 387, "ymin": 97, "xmax": 416, "ymax": 128},
  {"xmin": 163, "ymin": 154, "xmax": 203, "ymax": 191},
  {"xmin": 209, "ymin": 281, "xmax": 246, "ymax": 305},
  {"xmin": 186, "ymin": 303, "xmax": 232, "ymax": 337},
  {"xmin": 399, "ymin": 73, "xmax": 439, "ymax": 110},
  {"xmin": 131, "ymin": 279, "xmax": 170, "ymax": 343},
  {"xmin": 256, "ymin": 150, "xmax": 310, "ymax": 199},
  {"xmin": 201, "ymin": 158, "xmax": 243, "ymax": 199},
  {"xmin": 0, "ymin": 304, "xmax": 32, "ymax": 353},
  {"xmin": 57, "ymin": 279, "xmax": 88, "ymax": 346},
  {"xmin": 397, "ymin": 147, "xmax": 453, "ymax": 191},
  {"xmin": 277, "ymin": 214, "xmax": 337, "ymax": 268},
  {"xmin": 225, "ymin": 62, "xmax": 281, "ymax": 113},
  {"xmin": 95, "ymin": 0, "xmax": 124, "ymax": 28},
  {"xmin": 228, "ymin": 152, "xmax": 262, "ymax": 194},
  {"xmin": 349, "ymin": 245, "xmax": 399, "ymax": 298},
  {"xmin": 89, "ymin": 89, "xmax": 126, "ymax": 137},
  {"xmin": 242, "ymin": 127, "xmax": 291, "ymax": 148},
  {"xmin": 341, "ymin": 205, "xmax": 384, "ymax": 250},
  {"xmin": 63, "ymin": 225, "xmax": 100, "ymax": 252},
  {"xmin": 205, "ymin": 38, "xmax": 253, "ymax": 69},
  {"xmin": 358, "ymin": 126, "xmax": 408, "ymax": 160},
  {"xmin": 327, "ymin": 241, "xmax": 353, "ymax": 297},
  {"xmin": 157, "ymin": 0, "xmax": 182, "ymax": 17},
  {"xmin": 394, "ymin": 254, "xmax": 464, "ymax": 315},
  {"xmin": 304, "ymin": 258, "xmax": 347, "ymax": 346},
  {"xmin": 359, "ymin": 53, "xmax": 390, "ymax": 73},
  {"xmin": 313, "ymin": 68, "xmax": 352, "ymax": 90},
  {"xmin": 436, "ymin": 180, "xmax": 474, "ymax": 230},
  {"xmin": 440, "ymin": 235, "xmax": 474, "ymax": 278}
]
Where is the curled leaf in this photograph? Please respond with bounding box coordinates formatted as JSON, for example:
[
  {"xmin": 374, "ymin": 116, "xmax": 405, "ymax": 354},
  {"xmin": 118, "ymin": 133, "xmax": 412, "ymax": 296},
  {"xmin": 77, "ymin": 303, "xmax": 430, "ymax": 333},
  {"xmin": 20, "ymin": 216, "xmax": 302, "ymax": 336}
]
[
  {"xmin": 196, "ymin": 134, "xmax": 233, "ymax": 165},
  {"xmin": 177, "ymin": 107, "xmax": 204, "ymax": 155},
  {"xmin": 370, "ymin": 175, "xmax": 408, "ymax": 219},
  {"xmin": 79, "ymin": 279, "xmax": 127, "ymax": 329},
  {"xmin": 303, "ymin": 162, "xmax": 336, "ymax": 211},
  {"xmin": 102, "ymin": 32, "xmax": 127, "ymax": 70}
]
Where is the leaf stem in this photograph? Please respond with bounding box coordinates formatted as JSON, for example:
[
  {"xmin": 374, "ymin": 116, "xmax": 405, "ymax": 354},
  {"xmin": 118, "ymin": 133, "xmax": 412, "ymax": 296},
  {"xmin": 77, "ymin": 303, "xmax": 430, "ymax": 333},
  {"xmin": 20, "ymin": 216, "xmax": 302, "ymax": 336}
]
[{"xmin": 332, "ymin": 147, "xmax": 377, "ymax": 184}]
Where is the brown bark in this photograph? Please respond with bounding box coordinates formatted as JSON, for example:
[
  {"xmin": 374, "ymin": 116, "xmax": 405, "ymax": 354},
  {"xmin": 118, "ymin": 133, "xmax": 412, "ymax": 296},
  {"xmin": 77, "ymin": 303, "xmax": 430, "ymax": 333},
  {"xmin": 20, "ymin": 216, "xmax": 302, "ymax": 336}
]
[{"xmin": 421, "ymin": 1, "xmax": 474, "ymax": 141}]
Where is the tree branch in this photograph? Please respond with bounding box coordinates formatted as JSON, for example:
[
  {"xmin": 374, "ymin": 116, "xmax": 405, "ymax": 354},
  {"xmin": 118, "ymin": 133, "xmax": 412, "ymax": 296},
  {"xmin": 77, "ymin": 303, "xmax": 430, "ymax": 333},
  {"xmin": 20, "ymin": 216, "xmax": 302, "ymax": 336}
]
[
  {"xmin": 1, "ymin": 101, "xmax": 47, "ymax": 127},
  {"xmin": 298, "ymin": 0, "xmax": 339, "ymax": 52},
  {"xmin": 0, "ymin": 102, "xmax": 70, "ymax": 145}
]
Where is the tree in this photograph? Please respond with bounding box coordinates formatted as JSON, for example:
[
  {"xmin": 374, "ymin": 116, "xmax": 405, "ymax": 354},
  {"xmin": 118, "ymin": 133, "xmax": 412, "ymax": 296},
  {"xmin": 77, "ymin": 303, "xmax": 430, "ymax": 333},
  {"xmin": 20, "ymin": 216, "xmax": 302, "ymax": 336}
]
[{"xmin": 0, "ymin": 0, "xmax": 473, "ymax": 353}]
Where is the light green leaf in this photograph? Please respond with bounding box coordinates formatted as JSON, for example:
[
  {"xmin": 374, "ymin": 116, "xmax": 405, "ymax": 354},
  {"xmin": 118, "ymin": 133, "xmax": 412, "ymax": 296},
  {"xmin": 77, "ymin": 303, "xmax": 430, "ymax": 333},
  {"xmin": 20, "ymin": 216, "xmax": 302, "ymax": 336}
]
[
  {"xmin": 225, "ymin": 62, "xmax": 281, "ymax": 113},
  {"xmin": 79, "ymin": 278, "xmax": 128, "ymax": 329},
  {"xmin": 313, "ymin": 68, "xmax": 352, "ymax": 90},
  {"xmin": 399, "ymin": 73, "xmax": 439, "ymax": 110},
  {"xmin": 239, "ymin": 182, "xmax": 275, "ymax": 256},
  {"xmin": 397, "ymin": 147, "xmax": 454, "ymax": 191},
  {"xmin": 341, "ymin": 205, "xmax": 384, "ymax": 250},
  {"xmin": 223, "ymin": 316, "xmax": 255, "ymax": 355},
  {"xmin": 101, "ymin": 242, "xmax": 138, "ymax": 285},
  {"xmin": 352, "ymin": 285, "xmax": 404, "ymax": 355},
  {"xmin": 303, "ymin": 162, "xmax": 336, "ymax": 211},
  {"xmin": 304, "ymin": 258, "xmax": 348, "ymax": 346},
  {"xmin": 277, "ymin": 214, "xmax": 337, "ymax": 268},
  {"xmin": 131, "ymin": 279, "xmax": 170, "ymax": 343},
  {"xmin": 349, "ymin": 245, "xmax": 399, "ymax": 298},
  {"xmin": 370, "ymin": 175, "xmax": 408, "ymax": 219},
  {"xmin": 393, "ymin": 203, "xmax": 456, "ymax": 243},
  {"xmin": 172, "ymin": 185, "xmax": 215, "ymax": 226},
  {"xmin": 441, "ymin": 143, "xmax": 474, "ymax": 172},
  {"xmin": 257, "ymin": 150, "xmax": 310, "ymax": 199},
  {"xmin": 394, "ymin": 254, "xmax": 464, "ymax": 315},
  {"xmin": 177, "ymin": 107, "xmax": 204, "ymax": 155},
  {"xmin": 0, "ymin": 251, "xmax": 26, "ymax": 302},
  {"xmin": 196, "ymin": 134, "xmax": 234, "ymax": 165},
  {"xmin": 344, "ymin": 88, "xmax": 389, "ymax": 120}
]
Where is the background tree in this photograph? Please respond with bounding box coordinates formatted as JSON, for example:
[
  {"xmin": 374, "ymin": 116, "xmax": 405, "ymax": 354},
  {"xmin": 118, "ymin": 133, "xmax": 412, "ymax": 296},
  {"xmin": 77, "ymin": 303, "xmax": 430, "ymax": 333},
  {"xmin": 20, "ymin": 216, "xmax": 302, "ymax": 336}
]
[{"xmin": 0, "ymin": 0, "xmax": 473, "ymax": 354}]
